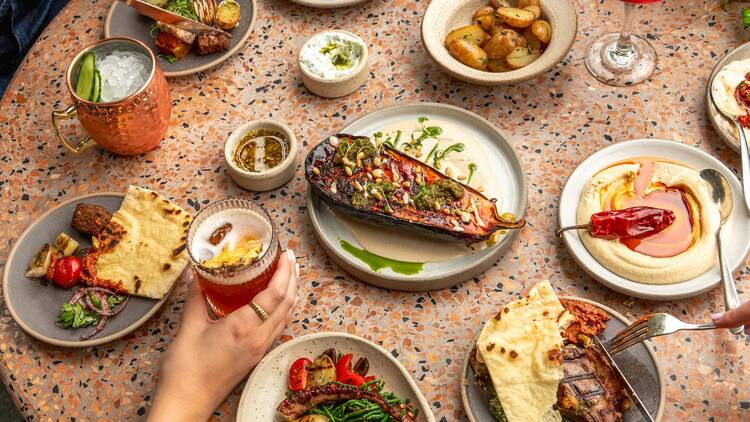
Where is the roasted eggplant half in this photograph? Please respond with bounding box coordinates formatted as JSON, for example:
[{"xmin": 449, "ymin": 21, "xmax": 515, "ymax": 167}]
[{"xmin": 305, "ymin": 134, "xmax": 525, "ymax": 243}]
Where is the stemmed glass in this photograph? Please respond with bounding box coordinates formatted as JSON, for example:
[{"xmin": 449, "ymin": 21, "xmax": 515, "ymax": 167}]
[{"xmin": 585, "ymin": 0, "xmax": 661, "ymax": 86}]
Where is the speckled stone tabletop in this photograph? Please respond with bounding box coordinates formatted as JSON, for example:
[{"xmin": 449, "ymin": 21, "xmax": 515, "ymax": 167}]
[{"xmin": 0, "ymin": 0, "xmax": 748, "ymax": 420}]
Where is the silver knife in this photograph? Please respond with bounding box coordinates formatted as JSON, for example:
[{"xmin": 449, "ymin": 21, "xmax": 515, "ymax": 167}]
[
  {"xmin": 117, "ymin": 0, "xmax": 230, "ymax": 36},
  {"xmin": 593, "ymin": 335, "xmax": 655, "ymax": 422}
]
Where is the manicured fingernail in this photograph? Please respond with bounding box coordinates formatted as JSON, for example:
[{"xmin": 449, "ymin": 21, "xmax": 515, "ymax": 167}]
[
  {"xmin": 711, "ymin": 312, "xmax": 724, "ymax": 322},
  {"xmin": 287, "ymin": 249, "xmax": 296, "ymax": 264}
]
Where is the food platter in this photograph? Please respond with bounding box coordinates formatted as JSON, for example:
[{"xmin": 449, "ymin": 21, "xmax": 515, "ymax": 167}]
[
  {"xmin": 287, "ymin": 0, "xmax": 371, "ymax": 9},
  {"xmin": 559, "ymin": 139, "xmax": 750, "ymax": 300},
  {"xmin": 104, "ymin": 0, "xmax": 256, "ymax": 77},
  {"xmin": 460, "ymin": 296, "xmax": 666, "ymax": 422},
  {"xmin": 706, "ymin": 41, "xmax": 750, "ymax": 152},
  {"xmin": 236, "ymin": 331, "xmax": 436, "ymax": 422},
  {"xmin": 306, "ymin": 102, "xmax": 528, "ymax": 291},
  {"xmin": 2, "ymin": 193, "xmax": 178, "ymax": 347}
]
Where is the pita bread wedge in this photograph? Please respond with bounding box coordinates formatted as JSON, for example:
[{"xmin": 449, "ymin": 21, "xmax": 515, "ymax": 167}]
[{"xmin": 85, "ymin": 186, "xmax": 192, "ymax": 299}]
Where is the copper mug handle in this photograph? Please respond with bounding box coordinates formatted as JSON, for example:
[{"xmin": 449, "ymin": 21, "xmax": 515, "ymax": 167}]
[{"xmin": 51, "ymin": 105, "xmax": 95, "ymax": 154}]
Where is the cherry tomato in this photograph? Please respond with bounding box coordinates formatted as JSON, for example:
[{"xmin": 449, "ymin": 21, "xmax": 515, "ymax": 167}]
[
  {"xmin": 288, "ymin": 357, "xmax": 311, "ymax": 392},
  {"xmin": 51, "ymin": 256, "xmax": 82, "ymax": 289},
  {"xmin": 339, "ymin": 372, "xmax": 366, "ymax": 387}
]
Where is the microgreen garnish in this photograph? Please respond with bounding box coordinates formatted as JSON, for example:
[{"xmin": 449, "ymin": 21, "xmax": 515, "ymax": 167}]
[{"xmin": 467, "ymin": 163, "xmax": 478, "ymax": 184}]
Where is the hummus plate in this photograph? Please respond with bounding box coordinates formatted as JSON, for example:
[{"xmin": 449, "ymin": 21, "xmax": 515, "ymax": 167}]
[
  {"xmin": 707, "ymin": 41, "xmax": 750, "ymax": 152},
  {"xmin": 559, "ymin": 139, "xmax": 750, "ymax": 300}
]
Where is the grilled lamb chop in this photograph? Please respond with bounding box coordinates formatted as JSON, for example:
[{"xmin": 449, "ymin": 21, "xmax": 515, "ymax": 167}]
[
  {"xmin": 556, "ymin": 345, "xmax": 632, "ymax": 422},
  {"xmin": 276, "ymin": 383, "xmax": 417, "ymax": 422}
]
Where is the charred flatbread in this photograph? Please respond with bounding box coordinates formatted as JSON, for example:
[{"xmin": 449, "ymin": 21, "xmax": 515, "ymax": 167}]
[{"xmin": 84, "ymin": 186, "xmax": 192, "ymax": 299}]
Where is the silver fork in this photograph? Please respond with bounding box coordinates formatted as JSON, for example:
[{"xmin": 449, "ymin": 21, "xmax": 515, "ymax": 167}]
[{"xmin": 608, "ymin": 313, "xmax": 716, "ymax": 355}]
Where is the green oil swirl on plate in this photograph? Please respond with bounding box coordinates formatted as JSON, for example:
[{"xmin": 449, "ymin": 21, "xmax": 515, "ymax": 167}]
[{"xmin": 339, "ymin": 239, "xmax": 424, "ymax": 275}]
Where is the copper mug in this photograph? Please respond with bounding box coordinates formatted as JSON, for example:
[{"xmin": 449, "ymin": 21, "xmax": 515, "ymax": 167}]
[{"xmin": 51, "ymin": 37, "xmax": 171, "ymax": 156}]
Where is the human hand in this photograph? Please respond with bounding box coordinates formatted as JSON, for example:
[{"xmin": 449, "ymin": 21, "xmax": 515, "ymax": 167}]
[
  {"xmin": 147, "ymin": 249, "xmax": 299, "ymax": 421},
  {"xmin": 711, "ymin": 300, "xmax": 750, "ymax": 334}
]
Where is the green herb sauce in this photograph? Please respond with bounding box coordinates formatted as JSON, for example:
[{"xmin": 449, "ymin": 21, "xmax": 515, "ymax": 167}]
[
  {"xmin": 339, "ymin": 239, "xmax": 424, "ymax": 275},
  {"xmin": 412, "ymin": 180, "xmax": 465, "ymax": 211}
]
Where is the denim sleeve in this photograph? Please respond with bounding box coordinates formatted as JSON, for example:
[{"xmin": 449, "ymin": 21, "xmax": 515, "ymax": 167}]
[{"xmin": 0, "ymin": 0, "xmax": 69, "ymax": 90}]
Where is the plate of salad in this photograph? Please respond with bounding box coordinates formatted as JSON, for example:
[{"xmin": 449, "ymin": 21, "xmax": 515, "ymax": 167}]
[
  {"xmin": 104, "ymin": 0, "xmax": 257, "ymax": 77},
  {"xmin": 236, "ymin": 332, "xmax": 435, "ymax": 422}
]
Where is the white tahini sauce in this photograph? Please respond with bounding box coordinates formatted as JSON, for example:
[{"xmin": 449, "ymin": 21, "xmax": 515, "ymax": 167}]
[
  {"xmin": 339, "ymin": 119, "xmax": 502, "ymax": 263},
  {"xmin": 299, "ymin": 31, "xmax": 364, "ymax": 80}
]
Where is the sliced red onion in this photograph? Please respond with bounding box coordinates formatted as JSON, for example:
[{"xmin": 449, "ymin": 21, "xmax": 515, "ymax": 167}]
[{"xmin": 81, "ymin": 316, "xmax": 108, "ymax": 340}]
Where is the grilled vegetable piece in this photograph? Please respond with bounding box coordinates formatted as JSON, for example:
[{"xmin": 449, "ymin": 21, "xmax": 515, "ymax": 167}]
[
  {"xmin": 155, "ymin": 22, "xmax": 197, "ymax": 44},
  {"xmin": 195, "ymin": 30, "xmax": 230, "ymax": 55},
  {"xmin": 155, "ymin": 31, "xmax": 192, "ymax": 60},
  {"xmin": 277, "ymin": 383, "xmax": 417, "ymax": 422},
  {"xmin": 307, "ymin": 354, "xmax": 337, "ymax": 387},
  {"xmin": 54, "ymin": 233, "xmax": 80, "ymax": 256},
  {"xmin": 305, "ymin": 134, "xmax": 525, "ymax": 243},
  {"xmin": 25, "ymin": 244, "xmax": 54, "ymax": 278},
  {"xmin": 291, "ymin": 416, "xmax": 329, "ymax": 422}
]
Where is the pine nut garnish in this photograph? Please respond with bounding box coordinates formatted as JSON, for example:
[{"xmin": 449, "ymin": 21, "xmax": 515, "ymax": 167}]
[
  {"xmin": 452, "ymin": 226, "xmax": 465, "ymax": 232},
  {"xmin": 433, "ymin": 200, "xmax": 441, "ymax": 212},
  {"xmin": 415, "ymin": 151, "xmax": 422, "ymax": 158},
  {"xmin": 458, "ymin": 175, "xmax": 467, "ymax": 181},
  {"xmin": 357, "ymin": 151, "xmax": 365, "ymax": 160},
  {"xmin": 366, "ymin": 172, "xmax": 373, "ymax": 180},
  {"xmin": 372, "ymin": 190, "xmax": 383, "ymax": 201},
  {"xmin": 328, "ymin": 136, "xmax": 339, "ymax": 147},
  {"xmin": 353, "ymin": 181, "xmax": 363, "ymax": 191},
  {"xmin": 392, "ymin": 182, "xmax": 400, "ymax": 189},
  {"xmin": 445, "ymin": 167, "xmax": 453, "ymax": 177},
  {"xmin": 372, "ymin": 169, "xmax": 384, "ymax": 178},
  {"xmin": 374, "ymin": 178, "xmax": 383, "ymax": 184},
  {"xmin": 477, "ymin": 185, "xmax": 485, "ymax": 193},
  {"xmin": 373, "ymin": 157, "xmax": 382, "ymax": 166},
  {"xmin": 413, "ymin": 166, "xmax": 422, "ymax": 174},
  {"xmin": 345, "ymin": 166, "xmax": 353, "ymax": 176},
  {"xmin": 312, "ymin": 166, "xmax": 321, "ymax": 175},
  {"xmin": 401, "ymin": 181, "xmax": 411, "ymax": 189},
  {"xmin": 460, "ymin": 212, "xmax": 471, "ymax": 224},
  {"xmin": 330, "ymin": 181, "xmax": 337, "ymax": 194}
]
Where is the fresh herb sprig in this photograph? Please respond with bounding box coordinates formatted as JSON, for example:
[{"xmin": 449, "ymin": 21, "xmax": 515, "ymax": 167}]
[
  {"xmin": 58, "ymin": 303, "xmax": 100, "ymax": 329},
  {"xmin": 467, "ymin": 163, "xmax": 478, "ymax": 184},
  {"xmin": 166, "ymin": 0, "xmax": 198, "ymax": 20},
  {"xmin": 427, "ymin": 142, "xmax": 465, "ymax": 168},
  {"xmin": 405, "ymin": 117, "xmax": 443, "ymax": 152}
]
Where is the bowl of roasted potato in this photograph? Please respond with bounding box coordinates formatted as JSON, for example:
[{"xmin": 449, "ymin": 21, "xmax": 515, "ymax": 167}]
[{"xmin": 422, "ymin": 0, "xmax": 577, "ymax": 85}]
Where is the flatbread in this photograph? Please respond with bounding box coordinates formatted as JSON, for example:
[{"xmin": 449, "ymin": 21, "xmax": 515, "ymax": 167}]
[
  {"xmin": 476, "ymin": 281, "xmax": 575, "ymax": 422},
  {"xmin": 89, "ymin": 186, "xmax": 192, "ymax": 299}
]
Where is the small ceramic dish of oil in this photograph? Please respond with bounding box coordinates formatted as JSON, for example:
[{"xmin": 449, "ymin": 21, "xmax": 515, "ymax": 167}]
[{"xmin": 224, "ymin": 120, "xmax": 299, "ymax": 191}]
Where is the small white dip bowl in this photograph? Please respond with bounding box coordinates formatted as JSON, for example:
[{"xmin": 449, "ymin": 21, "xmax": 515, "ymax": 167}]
[
  {"xmin": 224, "ymin": 120, "xmax": 299, "ymax": 192},
  {"xmin": 298, "ymin": 30, "xmax": 370, "ymax": 98}
]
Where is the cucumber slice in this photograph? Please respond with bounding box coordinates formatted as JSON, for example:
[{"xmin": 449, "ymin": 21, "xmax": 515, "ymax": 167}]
[
  {"xmin": 75, "ymin": 52, "xmax": 96, "ymax": 100},
  {"xmin": 91, "ymin": 69, "xmax": 101, "ymax": 102}
]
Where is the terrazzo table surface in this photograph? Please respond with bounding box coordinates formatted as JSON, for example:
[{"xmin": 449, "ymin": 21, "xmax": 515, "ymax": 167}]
[{"xmin": 1, "ymin": 0, "xmax": 749, "ymax": 420}]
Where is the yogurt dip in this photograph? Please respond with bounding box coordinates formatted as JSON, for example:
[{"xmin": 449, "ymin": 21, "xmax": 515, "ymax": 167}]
[{"xmin": 299, "ymin": 31, "xmax": 365, "ymax": 80}]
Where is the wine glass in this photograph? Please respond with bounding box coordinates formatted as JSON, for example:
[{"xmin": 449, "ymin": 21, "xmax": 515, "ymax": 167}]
[{"xmin": 585, "ymin": 0, "xmax": 661, "ymax": 86}]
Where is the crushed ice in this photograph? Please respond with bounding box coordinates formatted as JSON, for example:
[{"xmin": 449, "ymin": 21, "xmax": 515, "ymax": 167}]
[{"xmin": 97, "ymin": 50, "xmax": 150, "ymax": 102}]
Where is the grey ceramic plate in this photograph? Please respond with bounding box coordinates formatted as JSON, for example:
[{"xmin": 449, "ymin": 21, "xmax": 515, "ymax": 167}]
[
  {"xmin": 306, "ymin": 102, "xmax": 528, "ymax": 291},
  {"xmin": 461, "ymin": 297, "xmax": 666, "ymax": 422},
  {"xmin": 236, "ymin": 332, "xmax": 436, "ymax": 422},
  {"xmin": 2, "ymin": 193, "xmax": 174, "ymax": 348},
  {"xmin": 288, "ymin": 0, "xmax": 370, "ymax": 8},
  {"xmin": 706, "ymin": 42, "xmax": 750, "ymax": 153},
  {"xmin": 104, "ymin": 0, "xmax": 257, "ymax": 77}
]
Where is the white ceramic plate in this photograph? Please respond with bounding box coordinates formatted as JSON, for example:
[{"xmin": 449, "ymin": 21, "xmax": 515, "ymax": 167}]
[
  {"xmin": 559, "ymin": 139, "xmax": 750, "ymax": 300},
  {"xmin": 236, "ymin": 332, "xmax": 436, "ymax": 422},
  {"xmin": 306, "ymin": 103, "xmax": 528, "ymax": 291},
  {"xmin": 288, "ymin": 0, "xmax": 370, "ymax": 9},
  {"xmin": 461, "ymin": 297, "xmax": 666, "ymax": 422},
  {"xmin": 706, "ymin": 42, "xmax": 750, "ymax": 153}
]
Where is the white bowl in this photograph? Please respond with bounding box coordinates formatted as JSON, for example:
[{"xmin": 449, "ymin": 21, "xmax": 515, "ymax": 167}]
[
  {"xmin": 224, "ymin": 120, "xmax": 299, "ymax": 192},
  {"xmin": 298, "ymin": 30, "xmax": 370, "ymax": 98}
]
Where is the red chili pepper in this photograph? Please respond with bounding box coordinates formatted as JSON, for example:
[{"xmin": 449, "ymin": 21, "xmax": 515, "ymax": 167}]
[
  {"xmin": 589, "ymin": 206, "xmax": 675, "ymax": 240},
  {"xmin": 288, "ymin": 357, "xmax": 311, "ymax": 392}
]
